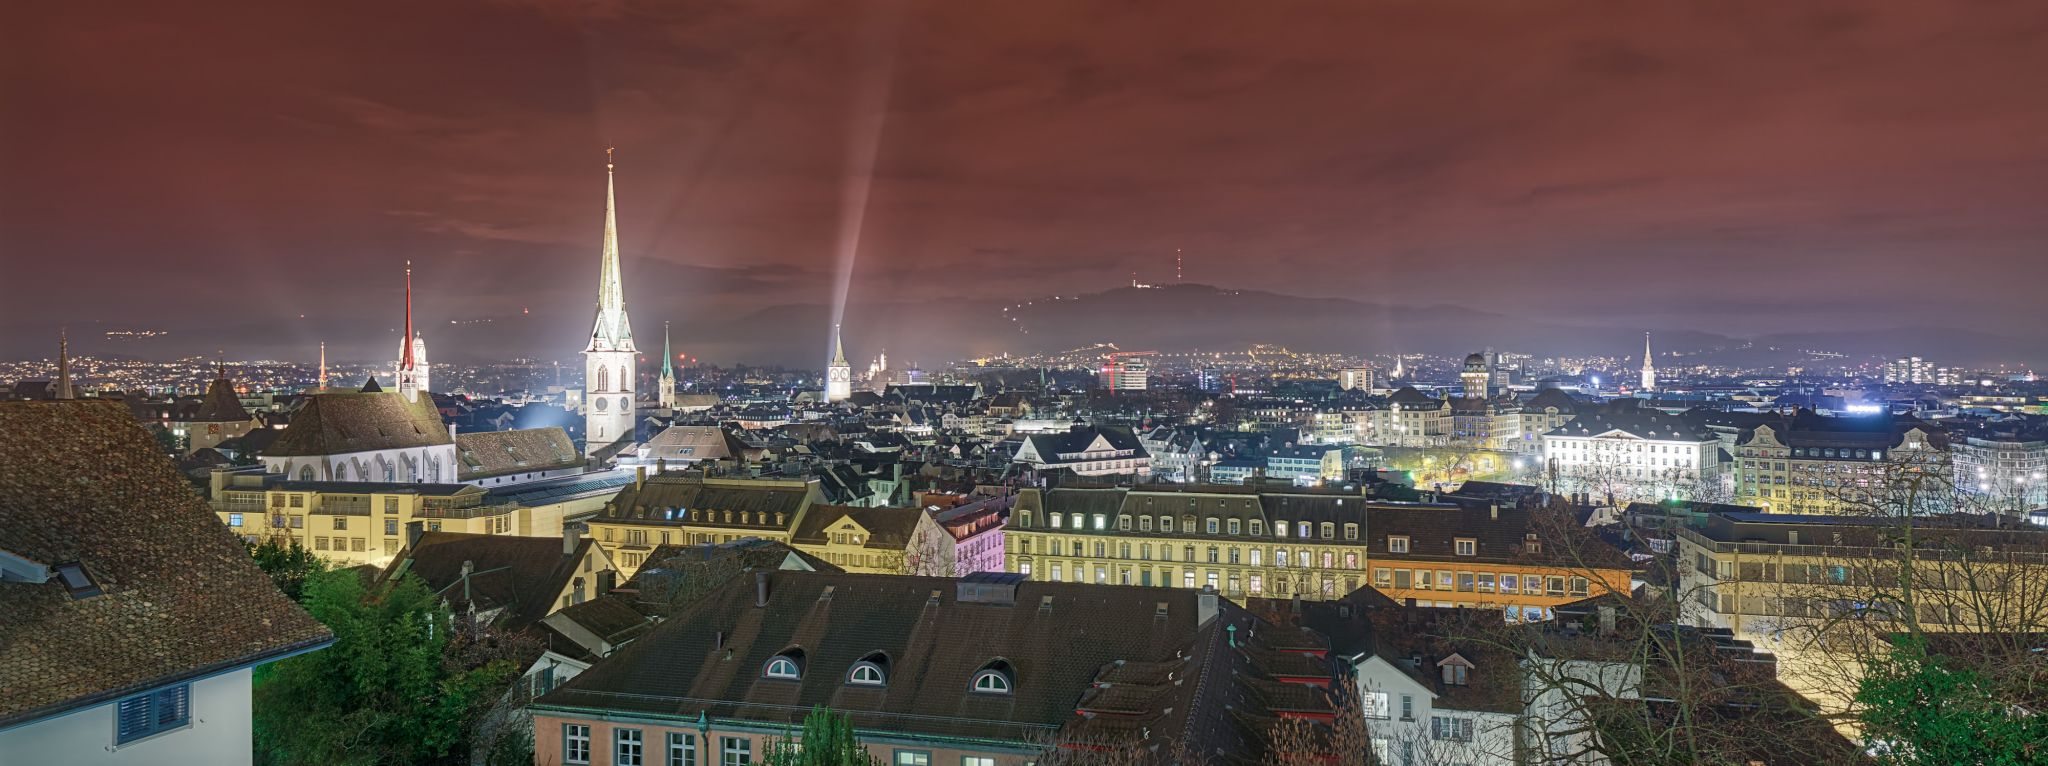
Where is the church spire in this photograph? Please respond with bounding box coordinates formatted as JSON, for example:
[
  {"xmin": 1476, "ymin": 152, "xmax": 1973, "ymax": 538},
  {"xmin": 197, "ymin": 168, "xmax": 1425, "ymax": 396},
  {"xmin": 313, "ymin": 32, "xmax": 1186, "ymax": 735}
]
[
  {"xmin": 832, "ymin": 323, "xmax": 848, "ymax": 367},
  {"xmin": 587, "ymin": 147, "xmax": 633, "ymax": 352},
  {"xmin": 661, "ymin": 321, "xmax": 675, "ymax": 378},
  {"xmin": 55, "ymin": 327, "xmax": 73, "ymax": 400},
  {"xmin": 318, "ymin": 341, "xmax": 328, "ymax": 390},
  {"xmin": 583, "ymin": 148, "xmax": 637, "ymax": 454},
  {"xmin": 1640, "ymin": 331, "xmax": 1657, "ymax": 392},
  {"xmin": 395, "ymin": 261, "xmax": 423, "ymax": 402},
  {"xmin": 400, "ymin": 261, "xmax": 416, "ymax": 371}
]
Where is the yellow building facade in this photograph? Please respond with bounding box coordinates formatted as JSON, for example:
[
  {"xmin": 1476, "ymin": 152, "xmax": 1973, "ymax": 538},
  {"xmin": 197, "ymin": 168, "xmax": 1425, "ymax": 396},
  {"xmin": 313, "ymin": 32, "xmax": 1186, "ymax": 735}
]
[{"xmin": 1006, "ymin": 485, "xmax": 1632, "ymax": 622}]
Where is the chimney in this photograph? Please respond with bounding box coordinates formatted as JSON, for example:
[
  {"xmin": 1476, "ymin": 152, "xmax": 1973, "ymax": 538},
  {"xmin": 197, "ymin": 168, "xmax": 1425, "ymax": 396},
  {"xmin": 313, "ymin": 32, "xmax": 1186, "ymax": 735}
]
[
  {"xmin": 563, "ymin": 522, "xmax": 582, "ymax": 557},
  {"xmin": 656, "ymin": 457, "xmax": 667, "ymax": 474},
  {"xmin": 1198, "ymin": 586, "xmax": 1220, "ymax": 627},
  {"xmin": 460, "ymin": 560, "xmax": 475, "ymax": 603},
  {"xmin": 755, "ymin": 570, "xmax": 770, "ymax": 608},
  {"xmin": 1597, "ymin": 605, "xmax": 1617, "ymax": 636},
  {"xmin": 636, "ymin": 466, "xmax": 647, "ymax": 490}
]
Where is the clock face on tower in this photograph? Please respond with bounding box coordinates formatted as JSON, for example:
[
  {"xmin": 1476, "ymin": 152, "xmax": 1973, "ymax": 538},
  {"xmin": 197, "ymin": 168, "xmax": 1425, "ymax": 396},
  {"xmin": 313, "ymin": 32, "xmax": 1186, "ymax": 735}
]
[
  {"xmin": 594, "ymin": 398, "xmax": 608, "ymax": 412},
  {"xmin": 619, "ymin": 396, "xmax": 630, "ymax": 410}
]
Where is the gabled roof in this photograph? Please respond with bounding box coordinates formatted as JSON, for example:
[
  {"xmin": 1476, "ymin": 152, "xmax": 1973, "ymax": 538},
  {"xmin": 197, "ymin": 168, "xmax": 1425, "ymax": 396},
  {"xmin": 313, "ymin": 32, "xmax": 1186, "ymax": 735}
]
[
  {"xmin": 455, "ymin": 427, "xmax": 581, "ymax": 480},
  {"xmin": 382, "ymin": 531, "xmax": 594, "ymax": 632},
  {"xmin": 264, "ymin": 389, "xmax": 451, "ymax": 457},
  {"xmin": 0, "ymin": 402, "xmax": 331, "ymax": 728},
  {"xmin": 1545, "ymin": 401, "xmax": 1714, "ymax": 442},
  {"xmin": 1020, "ymin": 426, "xmax": 1149, "ymax": 464},
  {"xmin": 790, "ymin": 505, "xmax": 927, "ymax": 551}
]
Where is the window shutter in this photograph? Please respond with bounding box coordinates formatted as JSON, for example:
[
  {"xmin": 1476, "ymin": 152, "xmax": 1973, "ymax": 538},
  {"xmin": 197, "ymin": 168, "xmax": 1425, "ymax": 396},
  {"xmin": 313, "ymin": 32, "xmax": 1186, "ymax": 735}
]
[
  {"xmin": 156, "ymin": 685, "xmax": 190, "ymax": 727},
  {"xmin": 117, "ymin": 695, "xmax": 153, "ymax": 742}
]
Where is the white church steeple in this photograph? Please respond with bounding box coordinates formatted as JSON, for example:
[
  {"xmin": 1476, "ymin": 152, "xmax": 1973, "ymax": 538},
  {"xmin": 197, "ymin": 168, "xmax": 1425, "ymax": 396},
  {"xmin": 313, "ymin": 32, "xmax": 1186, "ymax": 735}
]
[
  {"xmin": 1640, "ymin": 331, "xmax": 1656, "ymax": 392},
  {"xmin": 584, "ymin": 148, "xmax": 637, "ymax": 455}
]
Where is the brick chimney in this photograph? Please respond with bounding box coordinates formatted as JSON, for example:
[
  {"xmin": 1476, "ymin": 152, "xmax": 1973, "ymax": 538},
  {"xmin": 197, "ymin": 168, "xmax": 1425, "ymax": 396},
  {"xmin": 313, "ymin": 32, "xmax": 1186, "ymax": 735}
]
[{"xmin": 563, "ymin": 522, "xmax": 582, "ymax": 558}]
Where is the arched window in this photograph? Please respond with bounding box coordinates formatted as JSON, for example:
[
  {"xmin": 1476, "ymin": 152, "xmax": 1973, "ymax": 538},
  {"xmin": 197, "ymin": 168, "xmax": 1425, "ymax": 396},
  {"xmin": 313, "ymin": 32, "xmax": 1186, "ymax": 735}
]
[
  {"xmin": 849, "ymin": 664, "xmax": 885, "ymax": 686},
  {"xmin": 848, "ymin": 652, "xmax": 889, "ymax": 686},
  {"xmin": 617, "ymin": 366, "xmax": 627, "ymax": 391},
  {"xmin": 298, "ymin": 465, "xmax": 314, "ymax": 481},
  {"xmin": 971, "ymin": 659, "xmax": 1014, "ymax": 695},
  {"xmin": 596, "ymin": 366, "xmax": 608, "ymax": 392},
  {"xmin": 764, "ymin": 649, "xmax": 805, "ymax": 680}
]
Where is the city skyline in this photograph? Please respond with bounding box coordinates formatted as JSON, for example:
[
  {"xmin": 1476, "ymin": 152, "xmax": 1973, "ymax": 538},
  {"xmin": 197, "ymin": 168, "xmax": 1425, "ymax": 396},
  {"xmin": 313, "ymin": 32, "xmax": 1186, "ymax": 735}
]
[{"xmin": 9, "ymin": 2, "xmax": 2048, "ymax": 364}]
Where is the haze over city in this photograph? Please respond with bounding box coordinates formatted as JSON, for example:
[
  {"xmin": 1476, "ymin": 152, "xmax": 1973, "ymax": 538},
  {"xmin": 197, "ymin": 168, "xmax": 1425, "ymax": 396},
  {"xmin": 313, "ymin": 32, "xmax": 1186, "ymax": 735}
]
[{"xmin": 8, "ymin": 1, "xmax": 2048, "ymax": 365}]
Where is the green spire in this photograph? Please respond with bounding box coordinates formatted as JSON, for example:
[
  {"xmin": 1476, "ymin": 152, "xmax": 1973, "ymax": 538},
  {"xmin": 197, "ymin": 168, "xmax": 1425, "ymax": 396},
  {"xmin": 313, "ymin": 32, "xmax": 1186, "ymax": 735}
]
[{"xmin": 661, "ymin": 321, "xmax": 674, "ymax": 378}]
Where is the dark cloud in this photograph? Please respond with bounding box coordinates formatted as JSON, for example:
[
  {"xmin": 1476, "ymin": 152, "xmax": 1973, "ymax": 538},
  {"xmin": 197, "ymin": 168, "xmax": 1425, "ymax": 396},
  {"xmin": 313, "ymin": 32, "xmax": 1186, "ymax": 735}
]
[{"xmin": 4, "ymin": 0, "xmax": 2048, "ymax": 364}]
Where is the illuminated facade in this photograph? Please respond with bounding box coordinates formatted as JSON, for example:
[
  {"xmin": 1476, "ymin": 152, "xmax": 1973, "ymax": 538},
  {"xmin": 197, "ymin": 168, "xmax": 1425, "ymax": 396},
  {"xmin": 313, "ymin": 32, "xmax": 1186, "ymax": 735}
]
[{"xmin": 1005, "ymin": 485, "xmax": 1629, "ymax": 621}]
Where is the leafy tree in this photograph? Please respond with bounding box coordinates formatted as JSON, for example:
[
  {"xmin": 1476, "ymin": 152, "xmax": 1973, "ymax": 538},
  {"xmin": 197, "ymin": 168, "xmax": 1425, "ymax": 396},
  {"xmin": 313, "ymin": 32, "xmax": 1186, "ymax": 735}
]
[
  {"xmin": 1855, "ymin": 634, "xmax": 2047, "ymax": 766},
  {"xmin": 248, "ymin": 537, "xmax": 326, "ymax": 602},
  {"xmin": 254, "ymin": 569, "xmax": 521, "ymax": 766},
  {"xmin": 762, "ymin": 707, "xmax": 883, "ymax": 766}
]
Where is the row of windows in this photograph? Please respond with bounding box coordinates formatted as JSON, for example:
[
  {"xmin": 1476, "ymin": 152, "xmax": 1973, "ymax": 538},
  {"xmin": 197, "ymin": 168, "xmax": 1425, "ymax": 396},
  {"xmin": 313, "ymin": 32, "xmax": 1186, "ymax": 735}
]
[
  {"xmin": 759, "ymin": 649, "xmax": 1013, "ymax": 694},
  {"xmin": 1018, "ymin": 534, "xmax": 1484, "ymax": 560},
  {"xmin": 1019, "ymin": 560, "xmax": 1350, "ymax": 597},
  {"xmin": 1021, "ymin": 538, "xmax": 1367, "ymax": 569},
  {"xmin": 1372, "ymin": 567, "xmax": 1588, "ymax": 597},
  {"xmin": 604, "ymin": 509, "xmax": 791, "ymax": 530},
  {"xmin": 1026, "ymin": 511, "xmax": 1361, "ymax": 541}
]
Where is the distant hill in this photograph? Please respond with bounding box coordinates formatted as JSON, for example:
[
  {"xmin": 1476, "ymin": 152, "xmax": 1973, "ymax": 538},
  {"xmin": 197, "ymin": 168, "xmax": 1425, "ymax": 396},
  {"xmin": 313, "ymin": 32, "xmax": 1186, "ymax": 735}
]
[{"xmin": 685, "ymin": 283, "xmax": 1736, "ymax": 365}]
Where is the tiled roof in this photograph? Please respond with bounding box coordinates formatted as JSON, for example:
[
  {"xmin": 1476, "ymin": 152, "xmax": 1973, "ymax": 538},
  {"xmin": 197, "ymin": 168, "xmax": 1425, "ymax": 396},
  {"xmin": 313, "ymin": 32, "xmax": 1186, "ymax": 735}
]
[
  {"xmin": 537, "ymin": 572, "xmax": 1274, "ymax": 753},
  {"xmin": 455, "ymin": 427, "xmax": 581, "ymax": 480},
  {"xmin": 790, "ymin": 505, "xmax": 926, "ymax": 551},
  {"xmin": 0, "ymin": 401, "xmax": 331, "ymax": 728},
  {"xmin": 597, "ymin": 476, "xmax": 817, "ymax": 528},
  {"xmin": 382, "ymin": 531, "xmax": 593, "ymax": 632},
  {"xmin": 640, "ymin": 425, "xmax": 735, "ymax": 462},
  {"xmin": 263, "ymin": 390, "xmax": 451, "ymax": 457}
]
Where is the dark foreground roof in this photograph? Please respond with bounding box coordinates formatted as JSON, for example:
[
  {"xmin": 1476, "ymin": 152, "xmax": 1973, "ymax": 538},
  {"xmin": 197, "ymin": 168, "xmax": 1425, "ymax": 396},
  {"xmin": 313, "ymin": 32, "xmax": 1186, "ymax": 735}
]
[
  {"xmin": 0, "ymin": 401, "xmax": 332, "ymax": 728},
  {"xmin": 381, "ymin": 531, "xmax": 596, "ymax": 632},
  {"xmin": 536, "ymin": 571, "xmax": 1281, "ymax": 753}
]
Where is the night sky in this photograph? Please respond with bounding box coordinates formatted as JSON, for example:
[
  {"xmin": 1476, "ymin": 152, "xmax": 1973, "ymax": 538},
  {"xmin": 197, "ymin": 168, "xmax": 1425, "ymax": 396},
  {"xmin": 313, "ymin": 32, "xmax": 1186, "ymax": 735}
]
[{"xmin": 5, "ymin": 2, "xmax": 2048, "ymax": 365}]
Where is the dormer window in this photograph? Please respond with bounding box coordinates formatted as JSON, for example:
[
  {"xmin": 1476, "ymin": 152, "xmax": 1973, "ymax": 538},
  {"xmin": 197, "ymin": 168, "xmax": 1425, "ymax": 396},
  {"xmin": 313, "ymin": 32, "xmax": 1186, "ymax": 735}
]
[
  {"xmin": 1455, "ymin": 538, "xmax": 1477, "ymax": 556},
  {"xmin": 971, "ymin": 659, "xmax": 1014, "ymax": 694},
  {"xmin": 1050, "ymin": 513, "xmax": 1063, "ymax": 529},
  {"xmin": 1438, "ymin": 654, "xmax": 1473, "ymax": 686},
  {"xmin": 1387, "ymin": 536, "xmax": 1410, "ymax": 554},
  {"xmin": 764, "ymin": 649, "xmax": 805, "ymax": 680},
  {"xmin": 848, "ymin": 652, "xmax": 889, "ymax": 686},
  {"xmin": 1205, "ymin": 518, "xmax": 1219, "ymax": 534}
]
